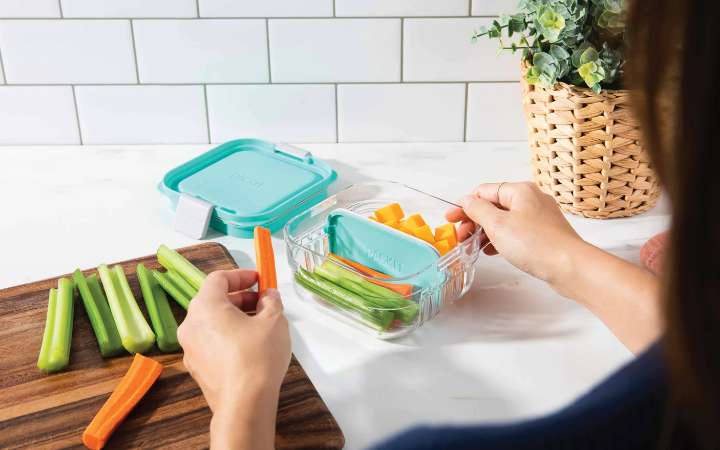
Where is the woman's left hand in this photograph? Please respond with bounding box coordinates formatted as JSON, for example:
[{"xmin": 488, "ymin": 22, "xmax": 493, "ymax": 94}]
[{"xmin": 178, "ymin": 269, "xmax": 291, "ymax": 450}]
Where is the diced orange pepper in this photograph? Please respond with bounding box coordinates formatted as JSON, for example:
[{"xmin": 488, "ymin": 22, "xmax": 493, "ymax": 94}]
[
  {"xmin": 368, "ymin": 216, "xmax": 378, "ymax": 222},
  {"xmin": 404, "ymin": 214, "xmax": 426, "ymax": 229},
  {"xmin": 434, "ymin": 239, "xmax": 452, "ymax": 256},
  {"xmin": 434, "ymin": 223, "xmax": 458, "ymax": 248},
  {"xmin": 374, "ymin": 203, "xmax": 404, "ymax": 223},
  {"xmin": 412, "ymin": 224, "xmax": 435, "ymax": 244},
  {"xmin": 397, "ymin": 220, "xmax": 416, "ymax": 236}
]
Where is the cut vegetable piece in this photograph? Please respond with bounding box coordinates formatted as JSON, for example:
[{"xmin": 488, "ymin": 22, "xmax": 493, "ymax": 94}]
[
  {"xmin": 374, "ymin": 203, "xmax": 404, "ymax": 223},
  {"xmin": 315, "ymin": 262, "xmax": 419, "ymax": 324},
  {"xmin": 368, "ymin": 215, "xmax": 378, "ymax": 222},
  {"xmin": 37, "ymin": 288, "xmax": 58, "ymax": 372},
  {"xmin": 295, "ymin": 269, "xmax": 393, "ymax": 331},
  {"xmin": 383, "ymin": 220, "xmax": 400, "ymax": 229},
  {"xmin": 397, "ymin": 220, "xmax": 417, "ymax": 236},
  {"xmin": 98, "ymin": 264, "xmax": 155, "ymax": 354},
  {"xmin": 412, "ymin": 224, "xmax": 436, "ymax": 244},
  {"xmin": 166, "ymin": 269, "xmax": 198, "ymax": 300},
  {"xmin": 157, "ymin": 244, "xmax": 206, "ymax": 290},
  {"xmin": 152, "ymin": 270, "xmax": 191, "ymax": 310},
  {"xmin": 73, "ymin": 269, "xmax": 123, "ymax": 358},
  {"xmin": 327, "ymin": 253, "xmax": 413, "ymax": 297},
  {"xmin": 82, "ymin": 354, "xmax": 163, "ymax": 450},
  {"xmin": 37, "ymin": 278, "xmax": 74, "ymax": 373},
  {"xmin": 434, "ymin": 223, "xmax": 458, "ymax": 248},
  {"xmin": 434, "ymin": 239, "xmax": 452, "ymax": 256},
  {"xmin": 404, "ymin": 213, "xmax": 426, "ymax": 229},
  {"xmin": 254, "ymin": 226, "xmax": 277, "ymax": 296},
  {"xmin": 137, "ymin": 264, "xmax": 180, "ymax": 353}
]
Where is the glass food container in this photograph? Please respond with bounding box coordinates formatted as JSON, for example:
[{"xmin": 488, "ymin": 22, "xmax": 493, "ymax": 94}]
[{"xmin": 284, "ymin": 181, "xmax": 482, "ymax": 339}]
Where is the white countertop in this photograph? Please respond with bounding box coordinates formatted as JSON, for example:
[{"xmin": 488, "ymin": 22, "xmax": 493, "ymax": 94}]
[{"xmin": 0, "ymin": 142, "xmax": 670, "ymax": 449}]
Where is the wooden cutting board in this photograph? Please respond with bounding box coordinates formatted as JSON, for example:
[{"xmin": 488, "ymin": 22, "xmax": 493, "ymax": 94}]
[{"xmin": 0, "ymin": 243, "xmax": 344, "ymax": 450}]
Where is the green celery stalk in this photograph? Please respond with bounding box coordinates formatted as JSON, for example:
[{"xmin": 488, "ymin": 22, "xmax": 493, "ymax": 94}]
[
  {"xmin": 73, "ymin": 269, "xmax": 123, "ymax": 357},
  {"xmin": 316, "ymin": 262, "xmax": 419, "ymax": 324},
  {"xmin": 152, "ymin": 269, "xmax": 191, "ymax": 310},
  {"xmin": 157, "ymin": 244, "xmax": 206, "ymax": 290},
  {"xmin": 98, "ymin": 264, "xmax": 155, "ymax": 354},
  {"xmin": 295, "ymin": 269, "xmax": 393, "ymax": 331},
  {"xmin": 137, "ymin": 264, "xmax": 180, "ymax": 353},
  {"xmin": 37, "ymin": 278, "xmax": 74, "ymax": 373},
  {"xmin": 166, "ymin": 269, "xmax": 198, "ymax": 300}
]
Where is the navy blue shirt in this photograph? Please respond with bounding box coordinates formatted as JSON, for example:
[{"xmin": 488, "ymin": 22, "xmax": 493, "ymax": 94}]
[{"xmin": 372, "ymin": 342, "xmax": 691, "ymax": 449}]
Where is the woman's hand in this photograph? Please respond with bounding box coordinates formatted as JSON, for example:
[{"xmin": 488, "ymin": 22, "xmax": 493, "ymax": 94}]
[
  {"xmin": 448, "ymin": 181, "xmax": 662, "ymax": 353},
  {"xmin": 447, "ymin": 181, "xmax": 586, "ymax": 288},
  {"xmin": 177, "ymin": 269, "xmax": 291, "ymax": 450}
]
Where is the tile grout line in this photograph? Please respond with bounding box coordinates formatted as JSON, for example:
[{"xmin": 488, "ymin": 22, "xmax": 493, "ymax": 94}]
[
  {"xmin": 0, "ymin": 48, "xmax": 7, "ymax": 84},
  {"xmin": 468, "ymin": 0, "xmax": 472, "ymax": 16},
  {"xmin": 195, "ymin": 0, "xmax": 200, "ymax": 17},
  {"xmin": 334, "ymin": 84, "xmax": 339, "ymax": 143},
  {"xmin": 332, "ymin": 0, "xmax": 336, "ymax": 17},
  {"xmin": 400, "ymin": 18, "xmax": 404, "ymax": 82},
  {"xmin": 463, "ymin": 82, "xmax": 469, "ymax": 142},
  {"xmin": 0, "ymin": 15, "xmax": 499, "ymax": 20},
  {"xmin": 71, "ymin": 86, "xmax": 84, "ymax": 145},
  {"xmin": 58, "ymin": 0, "xmax": 64, "ymax": 18},
  {"xmin": 0, "ymin": 81, "xmax": 519, "ymax": 87},
  {"xmin": 203, "ymin": 84, "xmax": 211, "ymax": 144},
  {"xmin": 129, "ymin": 20, "xmax": 140, "ymax": 83},
  {"xmin": 265, "ymin": 19, "xmax": 272, "ymax": 82}
]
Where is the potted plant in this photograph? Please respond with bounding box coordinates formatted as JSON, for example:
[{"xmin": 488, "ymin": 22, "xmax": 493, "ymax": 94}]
[{"xmin": 473, "ymin": 0, "xmax": 659, "ymax": 219}]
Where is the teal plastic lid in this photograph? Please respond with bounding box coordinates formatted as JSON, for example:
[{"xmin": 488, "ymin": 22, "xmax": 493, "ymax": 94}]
[{"xmin": 159, "ymin": 139, "xmax": 336, "ymax": 237}]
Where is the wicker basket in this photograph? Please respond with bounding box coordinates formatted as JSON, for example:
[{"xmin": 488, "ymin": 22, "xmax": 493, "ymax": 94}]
[{"xmin": 521, "ymin": 65, "xmax": 660, "ymax": 219}]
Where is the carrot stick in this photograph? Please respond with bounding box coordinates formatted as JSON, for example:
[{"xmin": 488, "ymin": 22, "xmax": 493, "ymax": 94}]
[
  {"xmin": 254, "ymin": 226, "xmax": 277, "ymax": 296},
  {"xmin": 82, "ymin": 354, "xmax": 163, "ymax": 449},
  {"xmin": 328, "ymin": 253, "xmax": 414, "ymax": 297}
]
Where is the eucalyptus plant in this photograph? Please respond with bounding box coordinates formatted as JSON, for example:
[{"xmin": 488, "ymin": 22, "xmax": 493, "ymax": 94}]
[{"xmin": 472, "ymin": 0, "xmax": 626, "ymax": 93}]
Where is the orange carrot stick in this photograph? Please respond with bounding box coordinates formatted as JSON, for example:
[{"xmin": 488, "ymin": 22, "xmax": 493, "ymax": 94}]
[
  {"xmin": 82, "ymin": 354, "xmax": 163, "ymax": 449},
  {"xmin": 254, "ymin": 226, "xmax": 277, "ymax": 296},
  {"xmin": 328, "ymin": 253, "xmax": 414, "ymax": 297}
]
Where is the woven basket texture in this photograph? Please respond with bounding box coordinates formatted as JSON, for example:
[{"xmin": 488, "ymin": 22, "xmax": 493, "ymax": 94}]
[{"xmin": 521, "ymin": 68, "xmax": 660, "ymax": 219}]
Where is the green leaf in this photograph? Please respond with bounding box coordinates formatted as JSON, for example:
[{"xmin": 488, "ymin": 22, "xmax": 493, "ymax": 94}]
[
  {"xmin": 579, "ymin": 46, "xmax": 599, "ymax": 64},
  {"xmin": 536, "ymin": 6, "xmax": 566, "ymax": 43},
  {"xmin": 532, "ymin": 51, "xmax": 556, "ymax": 71},
  {"xmin": 549, "ymin": 44, "xmax": 570, "ymax": 60}
]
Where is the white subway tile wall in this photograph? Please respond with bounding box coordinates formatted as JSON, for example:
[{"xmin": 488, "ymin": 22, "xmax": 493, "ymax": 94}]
[
  {"xmin": 269, "ymin": 19, "xmax": 400, "ymax": 82},
  {"xmin": 0, "ymin": 0, "xmax": 522, "ymax": 145},
  {"xmin": 338, "ymin": 84, "xmax": 465, "ymax": 142},
  {"xmin": 0, "ymin": 87, "xmax": 79, "ymax": 144},
  {"xmin": 207, "ymin": 84, "xmax": 336, "ymax": 143},
  {"xmin": 60, "ymin": 0, "xmax": 198, "ymax": 18},
  {"xmin": 75, "ymin": 86, "xmax": 207, "ymax": 144},
  {"xmin": 133, "ymin": 20, "xmax": 268, "ymax": 83}
]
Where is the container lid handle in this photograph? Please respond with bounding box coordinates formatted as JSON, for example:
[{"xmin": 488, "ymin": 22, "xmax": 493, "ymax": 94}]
[
  {"xmin": 174, "ymin": 193, "xmax": 214, "ymax": 240},
  {"xmin": 273, "ymin": 143, "xmax": 313, "ymax": 162}
]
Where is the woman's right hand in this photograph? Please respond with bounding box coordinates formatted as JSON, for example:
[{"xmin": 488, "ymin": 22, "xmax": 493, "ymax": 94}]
[{"xmin": 446, "ymin": 181, "xmax": 587, "ymax": 288}]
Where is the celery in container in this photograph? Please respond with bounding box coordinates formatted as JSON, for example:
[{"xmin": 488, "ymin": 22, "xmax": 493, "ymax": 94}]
[
  {"xmin": 37, "ymin": 277, "xmax": 74, "ymax": 373},
  {"xmin": 98, "ymin": 264, "xmax": 155, "ymax": 354}
]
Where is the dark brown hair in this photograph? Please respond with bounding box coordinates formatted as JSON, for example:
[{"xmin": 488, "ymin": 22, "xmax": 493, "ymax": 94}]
[{"xmin": 627, "ymin": 1, "xmax": 720, "ymax": 448}]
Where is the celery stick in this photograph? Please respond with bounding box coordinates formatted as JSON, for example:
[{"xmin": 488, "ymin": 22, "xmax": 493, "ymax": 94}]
[
  {"xmin": 166, "ymin": 269, "xmax": 198, "ymax": 300},
  {"xmin": 73, "ymin": 270, "xmax": 123, "ymax": 357},
  {"xmin": 37, "ymin": 288, "xmax": 57, "ymax": 372},
  {"xmin": 295, "ymin": 269, "xmax": 393, "ymax": 331},
  {"xmin": 152, "ymin": 270, "xmax": 191, "ymax": 310},
  {"xmin": 137, "ymin": 264, "xmax": 180, "ymax": 353},
  {"xmin": 316, "ymin": 262, "xmax": 419, "ymax": 324},
  {"xmin": 98, "ymin": 264, "xmax": 155, "ymax": 354},
  {"xmin": 157, "ymin": 245, "xmax": 206, "ymax": 290},
  {"xmin": 37, "ymin": 278, "xmax": 74, "ymax": 373}
]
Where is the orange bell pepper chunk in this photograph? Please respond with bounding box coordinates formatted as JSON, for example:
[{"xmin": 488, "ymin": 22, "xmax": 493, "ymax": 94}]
[
  {"xmin": 434, "ymin": 223, "xmax": 458, "ymax": 248},
  {"xmin": 254, "ymin": 226, "xmax": 277, "ymax": 296},
  {"xmin": 404, "ymin": 214, "xmax": 426, "ymax": 229},
  {"xmin": 412, "ymin": 224, "xmax": 435, "ymax": 245},
  {"xmin": 434, "ymin": 239, "xmax": 452, "ymax": 256},
  {"xmin": 374, "ymin": 203, "xmax": 404, "ymax": 223},
  {"xmin": 82, "ymin": 354, "xmax": 163, "ymax": 449}
]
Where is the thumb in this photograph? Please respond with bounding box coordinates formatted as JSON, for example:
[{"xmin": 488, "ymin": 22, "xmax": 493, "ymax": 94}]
[
  {"xmin": 257, "ymin": 288, "xmax": 284, "ymax": 316},
  {"xmin": 460, "ymin": 195, "xmax": 506, "ymax": 229}
]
